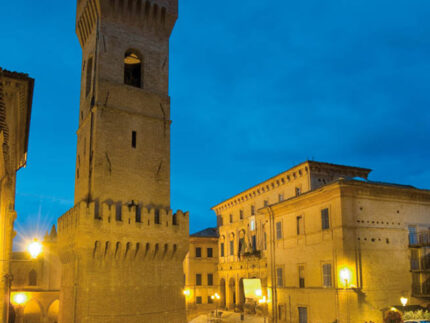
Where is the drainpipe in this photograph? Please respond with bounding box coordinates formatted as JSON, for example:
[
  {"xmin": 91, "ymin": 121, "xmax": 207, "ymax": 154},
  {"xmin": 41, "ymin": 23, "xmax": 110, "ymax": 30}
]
[{"xmin": 267, "ymin": 206, "xmax": 277, "ymax": 323}]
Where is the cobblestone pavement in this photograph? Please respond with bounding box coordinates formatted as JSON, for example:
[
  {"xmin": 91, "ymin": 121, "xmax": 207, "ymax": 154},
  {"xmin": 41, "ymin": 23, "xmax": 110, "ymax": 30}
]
[{"xmin": 189, "ymin": 311, "xmax": 267, "ymax": 323}]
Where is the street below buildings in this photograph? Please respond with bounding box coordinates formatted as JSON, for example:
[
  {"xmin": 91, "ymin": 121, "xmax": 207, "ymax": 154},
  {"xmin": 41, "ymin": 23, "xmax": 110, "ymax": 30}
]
[{"xmin": 189, "ymin": 311, "xmax": 266, "ymax": 323}]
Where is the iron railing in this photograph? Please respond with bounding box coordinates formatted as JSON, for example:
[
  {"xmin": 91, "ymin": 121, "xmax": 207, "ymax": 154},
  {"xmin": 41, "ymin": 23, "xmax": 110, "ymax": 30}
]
[{"xmin": 409, "ymin": 231, "xmax": 430, "ymax": 247}]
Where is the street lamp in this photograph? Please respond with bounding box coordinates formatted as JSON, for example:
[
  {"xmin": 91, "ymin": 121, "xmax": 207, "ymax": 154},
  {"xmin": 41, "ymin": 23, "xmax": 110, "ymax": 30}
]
[
  {"xmin": 258, "ymin": 296, "xmax": 268, "ymax": 323},
  {"xmin": 5, "ymin": 238, "xmax": 43, "ymax": 323},
  {"xmin": 400, "ymin": 297, "xmax": 408, "ymax": 307},
  {"xmin": 12, "ymin": 293, "xmax": 28, "ymax": 306},
  {"xmin": 339, "ymin": 268, "xmax": 352, "ymax": 323},
  {"xmin": 27, "ymin": 239, "xmax": 43, "ymax": 259},
  {"xmin": 211, "ymin": 293, "xmax": 221, "ymax": 318},
  {"xmin": 11, "ymin": 292, "xmax": 29, "ymax": 323},
  {"xmin": 340, "ymin": 268, "xmax": 351, "ymax": 288}
]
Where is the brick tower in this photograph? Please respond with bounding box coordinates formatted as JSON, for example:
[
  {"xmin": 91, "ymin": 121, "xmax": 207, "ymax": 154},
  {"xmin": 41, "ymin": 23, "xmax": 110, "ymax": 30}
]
[{"xmin": 57, "ymin": 0, "xmax": 189, "ymax": 322}]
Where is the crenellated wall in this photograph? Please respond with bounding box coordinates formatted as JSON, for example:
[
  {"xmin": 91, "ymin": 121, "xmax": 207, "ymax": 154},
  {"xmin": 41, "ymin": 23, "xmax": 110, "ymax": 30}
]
[
  {"xmin": 58, "ymin": 201, "xmax": 189, "ymax": 261},
  {"xmin": 58, "ymin": 201, "xmax": 189, "ymax": 323}
]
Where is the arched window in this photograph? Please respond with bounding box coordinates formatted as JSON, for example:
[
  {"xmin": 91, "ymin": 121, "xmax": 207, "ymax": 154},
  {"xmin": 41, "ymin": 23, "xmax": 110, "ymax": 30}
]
[
  {"xmin": 124, "ymin": 50, "xmax": 142, "ymax": 88},
  {"xmin": 29, "ymin": 269, "xmax": 37, "ymax": 286}
]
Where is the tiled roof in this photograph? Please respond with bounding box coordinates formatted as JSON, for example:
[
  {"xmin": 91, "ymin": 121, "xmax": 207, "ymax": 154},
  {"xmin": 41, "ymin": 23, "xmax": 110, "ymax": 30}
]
[{"xmin": 190, "ymin": 227, "xmax": 218, "ymax": 238}]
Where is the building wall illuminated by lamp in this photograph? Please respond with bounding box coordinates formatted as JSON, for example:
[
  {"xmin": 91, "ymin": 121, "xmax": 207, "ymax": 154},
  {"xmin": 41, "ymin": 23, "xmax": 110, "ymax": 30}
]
[
  {"xmin": 183, "ymin": 228, "xmax": 219, "ymax": 317},
  {"xmin": 212, "ymin": 160, "xmax": 430, "ymax": 323},
  {"xmin": 0, "ymin": 68, "xmax": 34, "ymax": 323}
]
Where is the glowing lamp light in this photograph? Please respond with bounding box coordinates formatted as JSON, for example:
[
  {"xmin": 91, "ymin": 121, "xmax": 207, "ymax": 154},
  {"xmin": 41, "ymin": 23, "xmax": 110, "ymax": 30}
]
[
  {"xmin": 27, "ymin": 239, "xmax": 43, "ymax": 259},
  {"xmin": 400, "ymin": 297, "xmax": 408, "ymax": 307},
  {"xmin": 211, "ymin": 293, "xmax": 221, "ymax": 300},
  {"xmin": 183, "ymin": 289, "xmax": 190, "ymax": 297},
  {"xmin": 258, "ymin": 296, "xmax": 267, "ymax": 304},
  {"xmin": 340, "ymin": 268, "xmax": 351, "ymax": 287},
  {"xmin": 13, "ymin": 293, "xmax": 28, "ymax": 305},
  {"xmin": 256, "ymin": 289, "xmax": 262, "ymax": 297}
]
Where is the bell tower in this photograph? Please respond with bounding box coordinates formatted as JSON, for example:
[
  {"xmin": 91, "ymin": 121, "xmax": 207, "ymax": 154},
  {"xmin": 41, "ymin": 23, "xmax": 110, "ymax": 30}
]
[
  {"xmin": 58, "ymin": 1, "xmax": 189, "ymax": 322},
  {"xmin": 74, "ymin": 0, "xmax": 177, "ymax": 208}
]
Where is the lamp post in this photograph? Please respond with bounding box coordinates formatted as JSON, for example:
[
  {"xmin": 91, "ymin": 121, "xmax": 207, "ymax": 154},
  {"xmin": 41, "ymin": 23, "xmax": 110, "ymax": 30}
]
[
  {"xmin": 5, "ymin": 239, "xmax": 43, "ymax": 323},
  {"xmin": 340, "ymin": 268, "xmax": 351, "ymax": 323},
  {"xmin": 258, "ymin": 295, "xmax": 268, "ymax": 323},
  {"xmin": 211, "ymin": 293, "xmax": 221, "ymax": 319},
  {"xmin": 11, "ymin": 292, "xmax": 28, "ymax": 323}
]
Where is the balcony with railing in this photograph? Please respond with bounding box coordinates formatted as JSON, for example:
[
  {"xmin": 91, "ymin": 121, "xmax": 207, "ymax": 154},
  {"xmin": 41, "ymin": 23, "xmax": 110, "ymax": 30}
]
[{"xmin": 409, "ymin": 231, "xmax": 430, "ymax": 247}]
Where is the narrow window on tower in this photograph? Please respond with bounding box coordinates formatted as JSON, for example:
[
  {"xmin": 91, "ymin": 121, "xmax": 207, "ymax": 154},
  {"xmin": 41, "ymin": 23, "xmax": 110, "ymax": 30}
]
[
  {"xmin": 86, "ymin": 57, "xmax": 93, "ymax": 96},
  {"xmin": 131, "ymin": 131, "xmax": 137, "ymax": 148},
  {"xmin": 154, "ymin": 209, "xmax": 160, "ymax": 224},
  {"xmin": 124, "ymin": 50, "xmax": 142, "ymax": 88}
]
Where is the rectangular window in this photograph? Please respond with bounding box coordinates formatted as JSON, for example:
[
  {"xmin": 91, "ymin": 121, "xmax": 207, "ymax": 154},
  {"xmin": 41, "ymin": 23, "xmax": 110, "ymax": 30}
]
[
  {"xmin": 196, "ymin": 274, "xmax": 202, "ymax": 286},
  {"xmin": 208, "ymin": 296, "xmax": 213, "ymax": 304},
  {"xmin": 131, "ymin": 131, "xmax": 137, "ymax": 148},
  {"xmin": 276, "ymin": 221, "xmax": 283, "ymax": 240},
  {"xmin": 196, "ymin": 296, "xmax": 202, "ymax": 304},
  {"xmin": 411, "ymin": 249, "xmax": 420, "ymax": 270},
  {"xmin": 252, "ymin": 235, "xmax": 257, "ymax": 252},
  {"xmin": 299, "ymin": 265, "xmax": 305, "ymax": 288},
  {"xmin": 321, "ymin": 208, "xmax": 330, "ymax": 230},
  {"xmin": 208, "ymin": 274, "xmax": 213, "ymax": 286},
  {"xmin": 278, "ymin": 304, "xmax": 285, "ymax": 320},
  {"xmin": 264, "ymin": 232, "xmax": 267, "ymax": 250},
  {"xmin": 240, "ymin": 210, "xmax": 244, "ymax": 220},
  {"xmin": 279, "ymin": 194, "xmax": 284, "ymax": 202},
  {"xmin": 207, "ymin": 248, "xmax": 213, "ymax": 258},
  {"xmin": 116, "ymin": 203, "xmax": 122, "ymax": 221},
  {"xmin": 230, "ymin": 241, "xmax": 234, "ymax": 256},
  {"xmin": 295, "ymin": 187, "xmax": 301, "ymax": 197},
  {"xmin": 154, "ymin": 209, "xmax": 160, "ymax": 224},
  {"xmin": 220, "ymin": 243, "xmax": 225, "ymax": 257},
  {"xmin": 298, "ymin": 307, "xmax": 308, "ymax": 323},
  {"xmin": 229, "ymin": 214, "xmax": 233, "ymax": 223},
  {"xmin": 297, "ymin": 216, "xmax": 303, "ymax": 235},
  {"xmin": 409, "ymin": 226, "xmax": 418, "ymax": 245},
  {"xmin": 217, "ymin": 215, "xmax": 223, "ymax": 227},
  {"xmin": 264, "ymin": 200, "xmax": 269, "ymax": 207},
  {"xmin": 322, "ymin": 263, "xmax": 332, "ymax": 287},
  {"xmin": 86, "ymin": 57, "xmax": 93, "ymax": 96},
  {"xmin": 239, "ymin": 238, "xmax": 245, "ymax": 256},
  {"xmin": 251, "ymin": 205, "xmax": 255, "ymax": 216},
  {"xmin": 276, "ymin": 268, "xmax": 283, "ymax": 287},
  {"xmin": 196, "ymin": 247, "xmax": 201, "ymax": 258},
  {"xmin": 136, "ymin": 206, "xmax": 141, "ymax": 223},
  {"xmin": 250, "ymin": 219, "xmax": 256, "ymax": 231}
]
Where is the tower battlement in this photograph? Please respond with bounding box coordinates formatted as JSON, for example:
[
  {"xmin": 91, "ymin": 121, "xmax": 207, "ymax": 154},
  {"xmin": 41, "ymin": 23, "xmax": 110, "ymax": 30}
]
[
  {"xmin": 58, "ymin": 201, "xmax": 189, "ymax": 265},
  {"xmin": 76, "ymin": 0, "xmax": 178, "ymax": 47},
  {"xmin": 58, "ymin": 200, "xmax": 188, "ymax": 241}
]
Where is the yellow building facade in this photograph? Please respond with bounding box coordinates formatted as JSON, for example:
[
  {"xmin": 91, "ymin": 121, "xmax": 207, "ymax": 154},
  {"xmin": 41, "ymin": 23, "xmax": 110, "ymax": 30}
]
[
  {"xmin": 0, "ymin": 69, "xmax": 34, "ymax": 323},
  {"xmin": 212, "ymin": 161, "xmax": 430, "ymax": 323},
  {"xmin": 183, "ymin": 228, "xmax": 219, "ymax": 319},
  {"xmin": 10, "ymin": 227, "xmax": 60, "ymax": 323}
]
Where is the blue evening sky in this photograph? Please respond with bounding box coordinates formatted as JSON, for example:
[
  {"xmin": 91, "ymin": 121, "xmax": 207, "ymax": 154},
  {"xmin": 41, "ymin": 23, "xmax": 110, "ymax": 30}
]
[{"xmin": 1, "ymin": 0, "xmax": 430, "ymax": 247}]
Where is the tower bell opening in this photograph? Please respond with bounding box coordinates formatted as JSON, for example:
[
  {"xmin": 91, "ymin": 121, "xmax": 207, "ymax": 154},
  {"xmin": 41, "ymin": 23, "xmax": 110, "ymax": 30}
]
[{"xmin": 124, "ymin": 51, "xmax": 142, "ymax": 88}]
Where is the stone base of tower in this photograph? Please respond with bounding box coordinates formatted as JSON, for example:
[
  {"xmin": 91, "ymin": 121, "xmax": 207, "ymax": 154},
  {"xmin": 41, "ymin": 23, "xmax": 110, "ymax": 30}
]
[{"xmin": 57, "ymin": 201, "xmax": 189, "ymax": 323}]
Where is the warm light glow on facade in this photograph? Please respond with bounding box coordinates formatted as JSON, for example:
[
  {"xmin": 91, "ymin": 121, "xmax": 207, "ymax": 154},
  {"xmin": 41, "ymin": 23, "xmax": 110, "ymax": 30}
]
[
  {"xmin": 400, "ymin": 297, "xmax": 408, "ymax": 306},
  {"xmin": 12, "ymin": 293, "xmax": 28, "ymax": 306},
  {"xmin": 340, "ymin": 268, "xmax": 352, "ymax": 287},
  {"xmin": 27, "ymin": 239, "xmax": 43, "ymax": 259},
  {"xmin": 183, "ymin": 289, "xmax": 191, "ymax": 297},
  {"xmin": 211, "ymin": 293, "xmax": 220, "ymax": 300}
]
